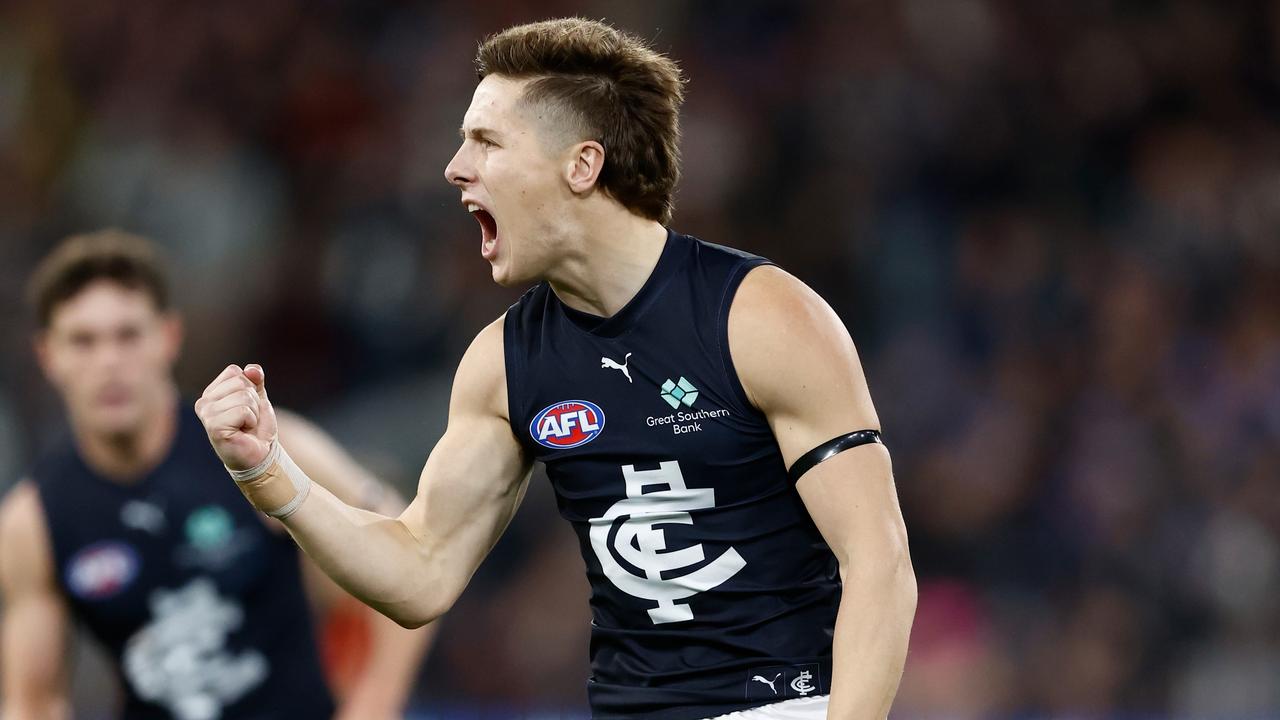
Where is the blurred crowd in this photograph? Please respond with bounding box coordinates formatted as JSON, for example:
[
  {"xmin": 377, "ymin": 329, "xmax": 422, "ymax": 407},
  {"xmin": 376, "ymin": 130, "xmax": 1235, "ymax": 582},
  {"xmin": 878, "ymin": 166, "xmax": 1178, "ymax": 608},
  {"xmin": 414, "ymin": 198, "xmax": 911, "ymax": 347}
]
[{"xmin": 1, "ymin": 0, "xmax": 1278, "ymax": 717}]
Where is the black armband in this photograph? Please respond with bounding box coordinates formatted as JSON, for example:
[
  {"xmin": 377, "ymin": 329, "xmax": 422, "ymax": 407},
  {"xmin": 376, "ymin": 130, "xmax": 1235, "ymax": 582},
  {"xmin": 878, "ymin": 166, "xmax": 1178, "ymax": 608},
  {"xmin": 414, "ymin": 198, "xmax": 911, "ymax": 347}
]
[{"xmin": 787, "ymin": 429, "xmax": 883, "ymax": 484}]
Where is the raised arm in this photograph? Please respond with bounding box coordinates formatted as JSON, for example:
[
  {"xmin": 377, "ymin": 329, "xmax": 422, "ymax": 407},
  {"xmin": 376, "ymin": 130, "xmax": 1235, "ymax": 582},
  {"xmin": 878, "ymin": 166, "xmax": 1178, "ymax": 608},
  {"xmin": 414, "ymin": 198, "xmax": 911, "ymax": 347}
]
[
  {"xmin": 194, "ymin": 317, "xmax": 532, "ymax": 629},
  {"xmin": 274, "ymin": 411, "xmax": 436, "ymax": 719},
  {"xmin": 0, "ymin": 482, "xmax": 71, "ymax": 720},
  {"xmin": 275, "ymin": 409, "xmax": 409, "ymax": 517},
  {"xmin": 729, "ymin": 266, "xmax": 916, "ymax": 719}
]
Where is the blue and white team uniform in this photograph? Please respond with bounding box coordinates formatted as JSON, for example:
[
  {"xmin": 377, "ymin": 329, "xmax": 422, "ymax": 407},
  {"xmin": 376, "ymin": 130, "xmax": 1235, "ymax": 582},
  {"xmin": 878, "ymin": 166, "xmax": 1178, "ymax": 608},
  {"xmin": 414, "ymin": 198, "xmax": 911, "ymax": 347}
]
[
  {"xmin": 31, "ymin": 407, "xmax": 335, "ymax": 719},
  {"xmin": 505, "ymin": 231, "xmax": 838, "ymax": 718}
]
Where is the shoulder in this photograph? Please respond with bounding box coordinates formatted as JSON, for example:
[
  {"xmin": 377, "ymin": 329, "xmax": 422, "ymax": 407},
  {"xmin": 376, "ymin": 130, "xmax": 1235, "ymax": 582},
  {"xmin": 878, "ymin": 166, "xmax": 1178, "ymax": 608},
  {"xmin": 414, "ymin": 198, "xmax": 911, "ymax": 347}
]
[
  {"xmin": 726, "ymin": 266, "xmax": 880, "ymax": 463},
  {"xmin": 0, "ymin": 481, "xmax": 48, "ymax": 540},
  {"xmin": 728, "ymin": 266, "xmax": 862, "ymax": 405},
  {"xmin": 451, "ymin": 315, "xmax": 509, "ymax": 421},
  {"xmin": 0, "ymin": 481, "xmax": 56, "ymax": 588},
  {"xmin": 729, "ymin": 264, "xmax": 829, "ymax": 320}
]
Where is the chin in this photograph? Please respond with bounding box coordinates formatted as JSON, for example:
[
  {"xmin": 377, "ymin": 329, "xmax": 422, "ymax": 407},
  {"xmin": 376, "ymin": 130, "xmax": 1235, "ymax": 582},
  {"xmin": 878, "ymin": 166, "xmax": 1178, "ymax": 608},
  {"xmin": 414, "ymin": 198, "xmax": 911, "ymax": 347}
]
[
  {"xmin": 491, "ymin": 269, "xmax": 521, "ymax": 287},
  {"xmin": 489, "ymin": 260, "xmax": 531, "ymax": 288}
]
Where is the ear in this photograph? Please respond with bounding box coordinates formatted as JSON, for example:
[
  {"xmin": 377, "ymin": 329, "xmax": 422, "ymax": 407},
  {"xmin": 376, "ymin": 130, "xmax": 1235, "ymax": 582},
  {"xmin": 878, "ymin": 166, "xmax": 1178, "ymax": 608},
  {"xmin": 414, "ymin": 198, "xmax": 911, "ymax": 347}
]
[
  {"xmin": 32, "ymin": 331, "xmax": 54, "ymax": 382},
  {"xmin": 160, "ymin": 312, "xmax": 184, "ymax": 365},
  {"xmin": 565, "ymin": 140, "xmax": 606, "ymax": 194}
]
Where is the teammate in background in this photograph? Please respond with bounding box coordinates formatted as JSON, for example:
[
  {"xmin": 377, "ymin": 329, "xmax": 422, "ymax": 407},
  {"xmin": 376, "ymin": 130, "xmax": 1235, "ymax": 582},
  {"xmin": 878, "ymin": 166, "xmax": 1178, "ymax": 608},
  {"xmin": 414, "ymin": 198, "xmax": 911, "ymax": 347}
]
[
  {"xmin": 0, "ymin": 231, "xmax": 432, "ymax": 720},
  {"xmin": 195, "ymin": 17, "xmax": 915, "ymax": 720}
]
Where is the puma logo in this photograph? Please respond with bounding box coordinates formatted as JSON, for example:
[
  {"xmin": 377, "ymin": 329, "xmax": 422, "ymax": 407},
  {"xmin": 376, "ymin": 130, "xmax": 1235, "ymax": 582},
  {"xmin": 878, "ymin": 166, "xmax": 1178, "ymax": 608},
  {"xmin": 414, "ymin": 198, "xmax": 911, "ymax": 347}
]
[
  {"xmin": 751, "ymin": 673, "xmax": 781, "ymax": 695},
  {"xmin": 600, "ymin": 353, "xmax": 633, "ymax": 383}
]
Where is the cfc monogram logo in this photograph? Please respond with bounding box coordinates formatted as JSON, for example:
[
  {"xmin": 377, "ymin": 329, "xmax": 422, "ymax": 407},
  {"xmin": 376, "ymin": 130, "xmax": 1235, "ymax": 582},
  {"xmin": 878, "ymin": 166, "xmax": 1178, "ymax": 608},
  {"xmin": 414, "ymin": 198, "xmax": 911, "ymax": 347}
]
[
  {"xmin": 588, "ymin": 461, "xmax": 746, "ymax": 624},
  {"xmin": 792, "ymin": 669, "xmax": 816, "ymax": 696}
]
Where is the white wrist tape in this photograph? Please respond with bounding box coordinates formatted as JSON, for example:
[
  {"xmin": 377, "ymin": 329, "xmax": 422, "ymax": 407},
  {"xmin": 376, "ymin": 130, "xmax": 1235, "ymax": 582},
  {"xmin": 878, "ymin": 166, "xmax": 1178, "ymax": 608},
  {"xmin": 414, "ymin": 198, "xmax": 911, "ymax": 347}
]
[{"xmin": 226, "ymin": 440, "xmax": 312, "ymax": 519}]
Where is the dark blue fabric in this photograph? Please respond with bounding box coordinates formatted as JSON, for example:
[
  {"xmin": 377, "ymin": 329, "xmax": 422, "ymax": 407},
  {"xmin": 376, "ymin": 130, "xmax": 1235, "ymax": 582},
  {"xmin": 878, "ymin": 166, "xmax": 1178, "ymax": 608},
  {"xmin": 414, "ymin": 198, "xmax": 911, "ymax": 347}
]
[
  {"xmin": 32, "ymin": 405, "xmax": 334, "ymax": 719},
  {"xmin": 505, "ymin": 230, "xmax": 839, "ymax": 719}
]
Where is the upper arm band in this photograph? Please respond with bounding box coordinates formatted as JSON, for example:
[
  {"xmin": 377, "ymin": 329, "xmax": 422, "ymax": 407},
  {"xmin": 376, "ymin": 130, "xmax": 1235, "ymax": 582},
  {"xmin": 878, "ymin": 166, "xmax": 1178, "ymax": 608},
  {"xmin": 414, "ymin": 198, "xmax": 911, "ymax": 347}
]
[{"xmin": 787, "ymin": 429, "xmax": 883, "ymax": 484}]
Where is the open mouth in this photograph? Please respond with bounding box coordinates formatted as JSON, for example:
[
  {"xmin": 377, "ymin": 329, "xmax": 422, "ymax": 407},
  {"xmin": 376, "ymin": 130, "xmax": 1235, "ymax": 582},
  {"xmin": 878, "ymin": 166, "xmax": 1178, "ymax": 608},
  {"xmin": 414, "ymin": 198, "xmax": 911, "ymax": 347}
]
[{"xmin": 468, "ymin": 204, "xmax": 499, "ymax": 260}]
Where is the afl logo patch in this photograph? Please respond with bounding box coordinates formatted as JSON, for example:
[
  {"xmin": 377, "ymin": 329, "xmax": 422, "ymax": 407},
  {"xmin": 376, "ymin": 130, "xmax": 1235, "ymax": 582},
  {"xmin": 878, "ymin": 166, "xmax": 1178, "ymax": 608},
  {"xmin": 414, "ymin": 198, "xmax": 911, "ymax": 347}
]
[
  {"xmin": 66, "ymin": 541, "xmax": 139, "ymax": 600},
  {"xmin": 530, "ymin": 400, "xmax": 605, "ymax": 449}
]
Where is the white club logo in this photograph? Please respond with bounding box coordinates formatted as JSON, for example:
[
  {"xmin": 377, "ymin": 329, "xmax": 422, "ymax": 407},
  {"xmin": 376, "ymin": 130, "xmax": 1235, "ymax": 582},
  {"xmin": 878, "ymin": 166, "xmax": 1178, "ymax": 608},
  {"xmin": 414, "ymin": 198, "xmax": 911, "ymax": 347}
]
[
  {"xmin": 123, "ymin": 578, "xmax": 267, "ymax": 720},
  {"xmin": 791, "ymin": 669, "xmax": 816, "ymax": 696},
  {"xmin": 588, "ymin": 461, "xmax": 746, "ymax": 624}
]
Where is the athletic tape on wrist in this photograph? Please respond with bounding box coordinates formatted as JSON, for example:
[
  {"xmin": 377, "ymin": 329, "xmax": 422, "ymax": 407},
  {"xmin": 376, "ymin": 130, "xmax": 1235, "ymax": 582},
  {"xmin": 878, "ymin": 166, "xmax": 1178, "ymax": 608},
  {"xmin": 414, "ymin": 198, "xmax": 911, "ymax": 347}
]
[{"xmin": 226, "ymin": 440, "xmax": 312, "ymax": 519}]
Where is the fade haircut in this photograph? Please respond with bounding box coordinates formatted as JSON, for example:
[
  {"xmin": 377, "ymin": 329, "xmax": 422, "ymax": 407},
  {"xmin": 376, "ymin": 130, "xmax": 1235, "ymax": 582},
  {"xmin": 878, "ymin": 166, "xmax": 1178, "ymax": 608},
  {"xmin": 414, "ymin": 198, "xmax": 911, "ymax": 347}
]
[
  {"xmin": 27, "ymin": 229, "xmax": 171, "ymax": 329},
  {"xmin": 476, "ymin": 17, "xmax": 686, "ymax": 224}
]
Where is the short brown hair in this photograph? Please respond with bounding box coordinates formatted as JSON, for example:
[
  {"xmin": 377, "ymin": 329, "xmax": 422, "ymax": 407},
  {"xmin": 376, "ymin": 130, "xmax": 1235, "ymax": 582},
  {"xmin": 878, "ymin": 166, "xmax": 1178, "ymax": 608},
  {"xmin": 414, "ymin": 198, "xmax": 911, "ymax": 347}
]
[
  {"xmin": 476, "ymin": 18, "xmax": 686, "ymax": 224},
  {"xmin": 27, "ymin": 230, "xmax": 170, "ymax": 328}
]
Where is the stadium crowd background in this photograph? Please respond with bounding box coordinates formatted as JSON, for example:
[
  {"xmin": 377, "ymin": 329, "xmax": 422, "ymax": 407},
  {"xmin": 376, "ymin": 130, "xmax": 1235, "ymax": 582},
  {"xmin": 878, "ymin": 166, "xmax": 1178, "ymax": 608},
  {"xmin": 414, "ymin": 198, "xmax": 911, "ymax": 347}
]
[{"xmin": 1, "ymin": 0, "xmax": 1277, "ymax": 717}]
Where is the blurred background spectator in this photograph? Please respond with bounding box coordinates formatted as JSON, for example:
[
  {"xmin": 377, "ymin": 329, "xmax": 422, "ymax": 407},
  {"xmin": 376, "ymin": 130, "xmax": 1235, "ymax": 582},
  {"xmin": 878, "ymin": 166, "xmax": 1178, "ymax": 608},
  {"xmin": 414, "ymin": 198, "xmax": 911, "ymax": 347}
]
[{"xmin": 1, "ymin": 0, "xmax": 1277, "ymax": 717}]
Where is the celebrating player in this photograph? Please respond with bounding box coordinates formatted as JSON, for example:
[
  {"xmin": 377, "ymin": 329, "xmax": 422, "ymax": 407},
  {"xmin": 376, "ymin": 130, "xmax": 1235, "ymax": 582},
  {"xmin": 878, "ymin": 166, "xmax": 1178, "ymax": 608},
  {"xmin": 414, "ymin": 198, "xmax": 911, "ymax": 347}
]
[
  {"xmin": 194, "ymin": 18, "xmax": 915, "ymax": 719},
  {"xmin": 1, "ymin": 231, "xmax": 432, "ymax": 719}
]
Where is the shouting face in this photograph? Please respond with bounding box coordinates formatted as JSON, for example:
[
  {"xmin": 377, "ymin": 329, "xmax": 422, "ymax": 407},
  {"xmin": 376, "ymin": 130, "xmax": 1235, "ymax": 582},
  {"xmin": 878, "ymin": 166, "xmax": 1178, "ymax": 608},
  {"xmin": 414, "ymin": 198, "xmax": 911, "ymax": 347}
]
[{"xmin": 445, "ymin": 75, "xmax": 591, "ymax": 287}]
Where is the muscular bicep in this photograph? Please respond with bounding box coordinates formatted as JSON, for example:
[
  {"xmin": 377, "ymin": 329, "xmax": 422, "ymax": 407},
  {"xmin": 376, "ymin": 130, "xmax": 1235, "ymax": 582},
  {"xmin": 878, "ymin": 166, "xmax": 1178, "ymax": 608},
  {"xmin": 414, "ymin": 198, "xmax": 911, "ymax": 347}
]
[
  {"xmin": 397, "ymin": 317, "xmax": 533, "ymax": 597},
  {"xmin": 0, "ymin": 483, "xmax": 70, "ymax": 717},
  {"xmin": 728, "ymin": 266, "xmax": 908, "ymax": 567},
  {"xmin": 792, "ymin": 443, "xmax": 906, "ymax": 572},
  {"xmin": 401, "ymin": 415, "xmax": 531, "ymax": 590}
]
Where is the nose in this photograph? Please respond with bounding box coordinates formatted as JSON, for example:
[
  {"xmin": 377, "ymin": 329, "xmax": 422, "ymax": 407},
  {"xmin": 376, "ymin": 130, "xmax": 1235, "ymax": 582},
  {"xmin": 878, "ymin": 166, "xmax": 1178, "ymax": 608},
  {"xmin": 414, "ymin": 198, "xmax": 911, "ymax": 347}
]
[
  {"xmin": 444, "ymin": 143, "xmax": 473, "ymax": 187},
  {"xmin": 92, "ymin": 336, "xmax": 126, "ymax": 371}
]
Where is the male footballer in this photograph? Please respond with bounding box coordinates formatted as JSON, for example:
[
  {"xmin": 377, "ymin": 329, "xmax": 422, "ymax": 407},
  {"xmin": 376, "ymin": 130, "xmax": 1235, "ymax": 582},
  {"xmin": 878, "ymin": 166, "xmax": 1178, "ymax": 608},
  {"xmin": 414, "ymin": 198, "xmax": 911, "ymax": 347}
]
[{"xmin": 195, "ymin": 18, "xmax": 915, "ymax": 719}]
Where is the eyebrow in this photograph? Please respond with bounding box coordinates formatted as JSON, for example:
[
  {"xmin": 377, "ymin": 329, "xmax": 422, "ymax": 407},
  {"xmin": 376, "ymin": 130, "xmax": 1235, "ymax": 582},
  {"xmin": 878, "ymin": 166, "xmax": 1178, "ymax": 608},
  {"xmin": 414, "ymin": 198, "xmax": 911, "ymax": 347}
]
[{"xmin": 459, "ymin": 126, "xmax": 501, "ymax": 141}]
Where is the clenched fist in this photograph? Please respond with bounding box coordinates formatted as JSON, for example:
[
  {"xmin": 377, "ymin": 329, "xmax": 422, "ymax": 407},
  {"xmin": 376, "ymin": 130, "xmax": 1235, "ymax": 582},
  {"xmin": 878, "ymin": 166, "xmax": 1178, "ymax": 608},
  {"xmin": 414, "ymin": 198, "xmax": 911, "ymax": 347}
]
[{"xmin": 195, "ymin": 364, "xmax": 277, "ymax": 471}]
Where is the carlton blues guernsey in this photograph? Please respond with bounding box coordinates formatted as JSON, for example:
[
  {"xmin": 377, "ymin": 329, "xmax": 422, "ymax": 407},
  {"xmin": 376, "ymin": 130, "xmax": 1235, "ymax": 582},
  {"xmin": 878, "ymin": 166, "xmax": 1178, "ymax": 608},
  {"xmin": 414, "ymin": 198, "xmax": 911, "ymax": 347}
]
[
  {"xmin": 505, "ymin": 231, "xmax": 840, "ymax": 719},
  {"xmin": 31, "ymin": 406, "xmax": 335, "ymax": 719}
]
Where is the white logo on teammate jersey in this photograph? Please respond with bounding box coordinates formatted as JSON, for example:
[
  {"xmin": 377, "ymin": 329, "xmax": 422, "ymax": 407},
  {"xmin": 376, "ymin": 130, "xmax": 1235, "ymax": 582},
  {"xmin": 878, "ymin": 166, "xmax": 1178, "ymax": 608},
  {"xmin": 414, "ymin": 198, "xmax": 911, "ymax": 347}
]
[
  {"xmin": 121, "ymin": 500, "xmax": 167, "ymax": 535},
  {"xmin": 600, "ymin": 353, "xmax": 633, "ymax": 383},
  {"xmin": 588, "ymin": 461, "xmax": 746, "ymax": 624},
  {"xmin": 122, "ymin": 578, "xmax": 267, "ymax": 720}
]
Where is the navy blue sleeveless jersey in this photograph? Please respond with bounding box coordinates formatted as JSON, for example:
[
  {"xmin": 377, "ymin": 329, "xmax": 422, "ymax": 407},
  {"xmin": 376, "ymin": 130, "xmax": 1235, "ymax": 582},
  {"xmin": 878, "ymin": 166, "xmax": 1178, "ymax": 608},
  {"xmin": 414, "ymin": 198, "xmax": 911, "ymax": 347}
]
[
  {"xmin": 505, "ymin": 231, "xmax": 839, "ymax": 719},
  {"xmin": 30, "ymin": 406, "xmax": 335, "ymax": 720}
]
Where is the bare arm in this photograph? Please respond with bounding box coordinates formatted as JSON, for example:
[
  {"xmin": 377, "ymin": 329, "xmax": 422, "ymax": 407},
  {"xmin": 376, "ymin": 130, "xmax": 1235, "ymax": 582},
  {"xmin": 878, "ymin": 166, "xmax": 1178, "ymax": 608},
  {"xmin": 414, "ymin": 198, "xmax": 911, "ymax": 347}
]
[
  {"xmin": 277, "ymin": 412, "xmax": 435, "ymax": 718},
  {"xmin": 194, "ymin": 317, "xmax": 532, "ymax": 629},
  {"xmin": 729, "ymin": 266, "xmax": 916, "ymax": 719},
  {"xmin": 276, "ymin": 409, "xmax": 408, "ymax": 517},
  {"xmin": 0, "ymin": 482, "xmax": 71, "ymax": 720}
]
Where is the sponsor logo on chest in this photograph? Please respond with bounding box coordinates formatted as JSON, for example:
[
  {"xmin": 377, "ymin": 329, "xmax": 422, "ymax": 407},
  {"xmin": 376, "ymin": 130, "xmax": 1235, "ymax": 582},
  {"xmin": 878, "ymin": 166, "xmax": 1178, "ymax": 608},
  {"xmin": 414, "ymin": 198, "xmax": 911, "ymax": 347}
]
[{"xmin": 646, "ymin": 376, "xmax": 731, "ymax": 435}]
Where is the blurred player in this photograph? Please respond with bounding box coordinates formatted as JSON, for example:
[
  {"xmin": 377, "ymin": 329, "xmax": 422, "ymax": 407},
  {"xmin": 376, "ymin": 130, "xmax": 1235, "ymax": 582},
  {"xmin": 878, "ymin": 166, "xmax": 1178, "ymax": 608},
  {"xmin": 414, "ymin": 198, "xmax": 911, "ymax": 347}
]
[
  {"xmin": 0, "ymin": 231, "xmax": 432, "ymax": 719},
  {"xmin": 194, "ymin": 17, "xmax": 915, "ymax": 720}
]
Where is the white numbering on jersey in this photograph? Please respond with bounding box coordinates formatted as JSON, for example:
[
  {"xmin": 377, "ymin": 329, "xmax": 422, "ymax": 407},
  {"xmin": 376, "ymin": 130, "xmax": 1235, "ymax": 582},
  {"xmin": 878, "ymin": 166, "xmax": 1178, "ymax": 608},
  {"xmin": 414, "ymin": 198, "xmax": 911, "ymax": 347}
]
[
  {"xmin": 122, "ymin": 578, "xmax": 267, "ymax": 720},
  {"xmin": 588, "ymin": 461, "xmax": 746, "ymax": 624}
]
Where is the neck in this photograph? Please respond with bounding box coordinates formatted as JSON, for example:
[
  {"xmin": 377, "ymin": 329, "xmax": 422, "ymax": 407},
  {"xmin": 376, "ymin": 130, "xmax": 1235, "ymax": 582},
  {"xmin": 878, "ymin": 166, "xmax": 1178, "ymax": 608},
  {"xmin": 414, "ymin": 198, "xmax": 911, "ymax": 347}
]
[
  {"xmin": 546, "ymin": 208, "xmax": 669, "ymax": 318},
  {"xmin": 74, "ymin": 387, "xmax": 179, "ymax": 483}
]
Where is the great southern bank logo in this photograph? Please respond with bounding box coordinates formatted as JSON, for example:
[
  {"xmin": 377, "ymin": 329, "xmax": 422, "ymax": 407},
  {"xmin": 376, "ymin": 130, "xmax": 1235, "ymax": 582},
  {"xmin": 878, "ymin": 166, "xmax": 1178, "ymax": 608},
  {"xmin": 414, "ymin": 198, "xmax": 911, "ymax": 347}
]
[
  {"xmin": 530, "ymin": 400, "xmax": 606, "ymax": 449},
  {"xmin": 659, "ymin": 377, "xmax": 698, "ymax": 409}
]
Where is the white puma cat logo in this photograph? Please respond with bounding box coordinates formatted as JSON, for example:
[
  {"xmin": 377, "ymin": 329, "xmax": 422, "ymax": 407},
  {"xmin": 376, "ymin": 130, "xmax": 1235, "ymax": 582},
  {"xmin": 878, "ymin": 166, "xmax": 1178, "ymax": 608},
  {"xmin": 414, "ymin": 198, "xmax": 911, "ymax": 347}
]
[
  {"xmin": 601, "ymin": 353, "xmax": 632, "ymax": 383},
  {"xmin": 751, "ymin": 673, "xmax": 781, "ymax": 695}
]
